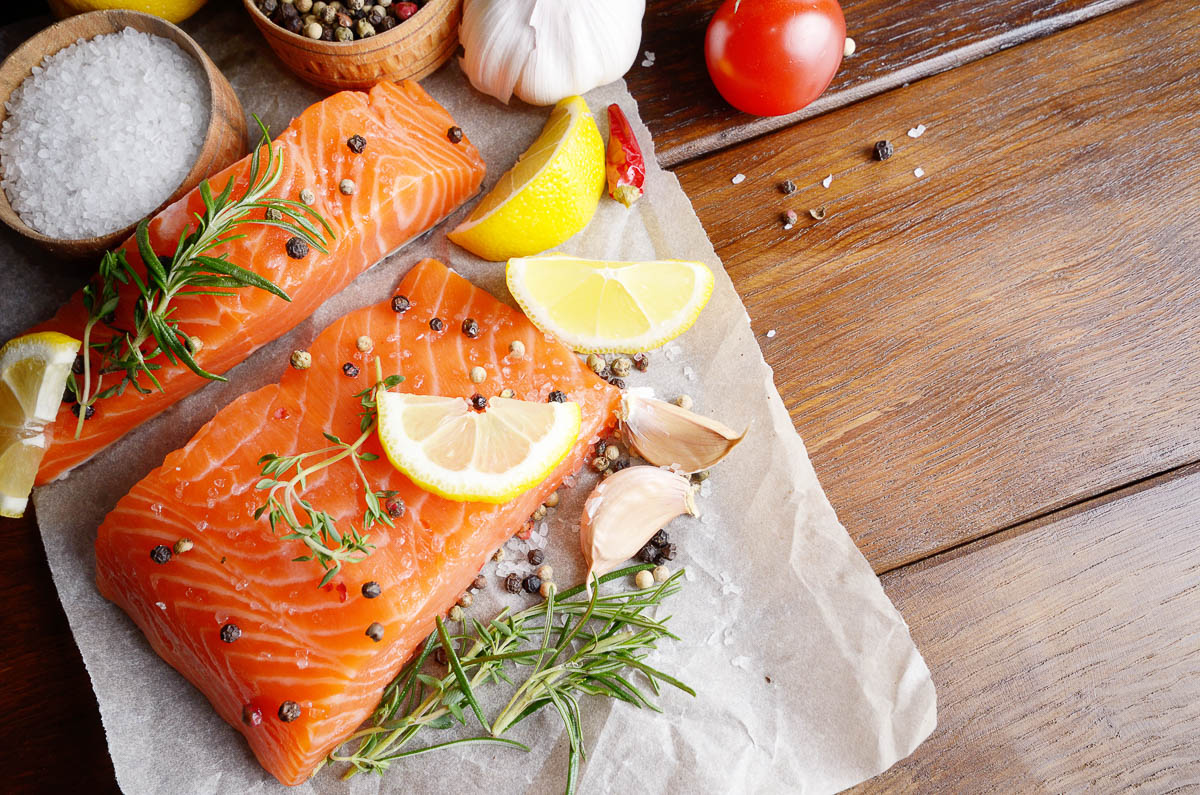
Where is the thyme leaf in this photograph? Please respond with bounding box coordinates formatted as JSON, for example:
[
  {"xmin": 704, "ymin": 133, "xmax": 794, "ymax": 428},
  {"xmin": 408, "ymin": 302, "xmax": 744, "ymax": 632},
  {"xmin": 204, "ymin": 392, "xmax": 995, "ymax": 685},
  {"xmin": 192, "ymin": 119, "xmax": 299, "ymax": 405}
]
[
  {"xmin": 329, "ymin": 564, "xmax": 693, "ymax": 793},
  {"xmin": 254, "ymin": 358, "xmax": 403, "ymax": 587},
  {"xmin": 70, "ymin": 117, "xmax": 335, "ymax": 439}
]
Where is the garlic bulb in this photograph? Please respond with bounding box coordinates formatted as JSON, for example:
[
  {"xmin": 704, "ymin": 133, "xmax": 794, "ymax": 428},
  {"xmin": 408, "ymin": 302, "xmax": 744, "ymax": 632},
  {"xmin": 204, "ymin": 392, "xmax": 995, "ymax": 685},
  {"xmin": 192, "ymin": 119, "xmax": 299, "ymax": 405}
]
[
  {"xmin": 460, "ymin": 0, "xmax": 646, "ymax": 106},
  {"xmin": 579, "ymin": 466, "xmax": 697, "ymax": 588},
  {"xmin": 621, "ymin": 394, "xmax": 746, "ymax": 474}
]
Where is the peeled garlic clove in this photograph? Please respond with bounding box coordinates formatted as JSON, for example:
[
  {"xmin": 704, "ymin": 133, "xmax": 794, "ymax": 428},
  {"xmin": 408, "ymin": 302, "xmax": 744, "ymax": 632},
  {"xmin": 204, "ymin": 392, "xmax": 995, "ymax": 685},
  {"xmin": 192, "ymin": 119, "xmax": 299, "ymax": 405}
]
[
  {"xmin": 621, "ymin": 393, "xmax": 746, "ymax": 474},
  {"xmin": 580, "ymin": 466, "xmax": 697, "ymax": 587}
]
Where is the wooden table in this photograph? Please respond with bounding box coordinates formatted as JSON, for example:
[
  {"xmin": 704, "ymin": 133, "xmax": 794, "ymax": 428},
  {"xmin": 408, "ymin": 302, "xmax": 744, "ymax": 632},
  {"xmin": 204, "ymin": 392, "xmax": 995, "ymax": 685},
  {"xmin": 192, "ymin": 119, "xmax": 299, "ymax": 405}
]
[{"xmin": 3, "ymin": 0, "xmax": 1199, "ymax": 790}]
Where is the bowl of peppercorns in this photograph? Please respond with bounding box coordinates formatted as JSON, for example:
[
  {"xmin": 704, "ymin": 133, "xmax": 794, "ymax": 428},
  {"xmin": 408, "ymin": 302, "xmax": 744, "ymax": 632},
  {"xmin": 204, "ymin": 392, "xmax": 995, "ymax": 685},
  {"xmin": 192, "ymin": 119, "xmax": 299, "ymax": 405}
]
[{"xmin": 243, "ymin": 0, "xmax": 461, "ymax": 92}]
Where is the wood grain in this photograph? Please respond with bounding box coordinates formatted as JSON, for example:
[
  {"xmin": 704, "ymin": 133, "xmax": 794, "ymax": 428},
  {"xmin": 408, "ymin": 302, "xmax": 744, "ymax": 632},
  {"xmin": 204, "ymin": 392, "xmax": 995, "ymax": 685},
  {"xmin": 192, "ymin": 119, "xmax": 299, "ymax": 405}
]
[
  {"xmin": 856, "ymin": 464, "xmax": 1200, "ymax": 790},
  {"xmin": 0, "ymin": 510, "xmax": 118, "ymax": 794},
  {"xmin": 675, "ymin": 0, "xmax": 1200, "ymax": 573},
  {"xmin": 0, "ymin": 9, "xmax": 246, "ymax": 259},
  {"xmin": 631, "ymin": 0, "xmax": 1139, "ymax": 165}
]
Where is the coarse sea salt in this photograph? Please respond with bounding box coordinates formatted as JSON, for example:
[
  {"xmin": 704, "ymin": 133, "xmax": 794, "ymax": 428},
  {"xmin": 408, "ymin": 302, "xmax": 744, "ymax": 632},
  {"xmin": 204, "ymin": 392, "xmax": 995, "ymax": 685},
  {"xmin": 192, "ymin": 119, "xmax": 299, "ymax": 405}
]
[
  {"xmin": 731, "ymin": 173, "xmax": 746, "ymax": 185},
  {"xmin": 0, "ymin": 27, "xmax": 209, "ymax": 239}
]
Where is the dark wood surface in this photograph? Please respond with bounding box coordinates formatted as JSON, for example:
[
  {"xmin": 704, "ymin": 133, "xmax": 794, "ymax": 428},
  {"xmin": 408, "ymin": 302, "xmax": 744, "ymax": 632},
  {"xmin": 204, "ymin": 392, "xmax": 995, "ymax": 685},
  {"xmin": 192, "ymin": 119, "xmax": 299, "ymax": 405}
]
[
  {"xmin": 675, "ymin": 0, "xmax": 1200, "ymax": 573},
  {"xmin": 858, "ymin": 464, "xmax": 1200, "ymax": 791},
  {"xmin": 2, "ymin": 0, "xmax": 1198, "ymax": 791},
  {"xmin": 627, "ymin": 0, "xmax": 1138, "ymax": 165}
]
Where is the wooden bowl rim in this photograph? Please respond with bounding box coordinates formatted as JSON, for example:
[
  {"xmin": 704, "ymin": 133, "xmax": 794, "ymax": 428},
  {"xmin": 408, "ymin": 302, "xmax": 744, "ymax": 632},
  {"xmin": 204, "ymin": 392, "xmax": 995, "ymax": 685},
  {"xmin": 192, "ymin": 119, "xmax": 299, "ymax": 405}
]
[
  {"xmin": 241, "ymin": 0, "xmax": 459, "ymax": 56},
  {"xmin": 0, "ymin": 10, "xmax": 231, "ymax": 251}
]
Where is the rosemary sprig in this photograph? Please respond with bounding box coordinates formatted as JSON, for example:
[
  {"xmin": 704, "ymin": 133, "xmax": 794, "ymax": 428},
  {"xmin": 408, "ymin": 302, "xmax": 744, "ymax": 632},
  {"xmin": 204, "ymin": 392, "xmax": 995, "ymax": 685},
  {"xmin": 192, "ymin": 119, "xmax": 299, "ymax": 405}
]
[
  {"xmin": 69, "ymin": 117, "xmax": 335, "ymax": 439},
  {"xmin": 329, "ymin": 564, "xmax": 693, "ymax": 792},
  {"xmin": 254, "ymin": 359, "xmax": 404, "ymax": 587}
]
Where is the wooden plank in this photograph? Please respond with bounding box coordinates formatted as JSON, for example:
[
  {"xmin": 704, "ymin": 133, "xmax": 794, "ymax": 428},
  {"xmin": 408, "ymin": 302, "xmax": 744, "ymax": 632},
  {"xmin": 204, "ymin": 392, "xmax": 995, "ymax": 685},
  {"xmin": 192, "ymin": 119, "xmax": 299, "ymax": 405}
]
[
  {"xmin": 632, "ymin": 0, "xmax": 1138, "ymax": 165},
  {"xmin": 674, "ymin": 0, "xmax": 1200, "ymax": 573},
  {"xmin": 856, "ymin": 465, "xmax": 1200, "ymax": 790},
  {"xmin": 0, "ymin": 509, "xmax": 117, "ymax": 792}
]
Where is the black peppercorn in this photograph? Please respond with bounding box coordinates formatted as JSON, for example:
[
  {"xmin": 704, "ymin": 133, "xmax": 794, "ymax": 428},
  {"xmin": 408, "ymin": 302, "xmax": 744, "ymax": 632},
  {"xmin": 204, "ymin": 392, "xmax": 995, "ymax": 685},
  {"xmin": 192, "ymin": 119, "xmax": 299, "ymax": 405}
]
[
  {"xmin": 461, "ymin": 317, "xmax": 479, "ymax": 338},
  {"xmin": 220, "ymin": 623, "xmax": 242, "ymax": 643},
  {"xmin": 607, "ymin": 377, "xmax": 625, "ymax": 389},
  {"xmin": 72, "ymin": 354, "xmax": 84, "ymax": 374},
  {"xmin": 150, "ymin": 545, "xmax": 172, "ymax": 564},
  {"xmin": 873, "ymin": 140, "xmax": 894, "ymax": 161},
  {"xmin": 285, "ymin": 15, "xmax": 304, "ymax": 34},
  {"xmin": 470, "ymin": 394, "xmax": 488, "ymax": 411},
  {"xmin": 386, "ymin": 498, "xmax": 405, "ymax": 518},
  {"xmin": 447, "ymin": 126, "xmax": 464, "ymax": 144},
  {"xmin": 595, "ymin": 440, "xmax": 607, "ymax": 456},
  {"xmin": 780, "ymin": 179, "xmax": 796, "ymax": 195},
  {"xmin": 342, "ymin": 362, "xmax": 360, "ymax": 378},
  {"xmin": 362, "ymin": 581, "xmax": 382, "ymax": 599},
  {"xmin": 366, "ymin": 622, "xmax": 385, "ymax": 642},
  {"xmin": 242, "ymin": 704, "xmax": 263, "ymax": 726},
  {"xmin": 347, "ymin": 134, "xmax": 367, "ymax": 153},
  {"xmin": 277, "ymin": 1, "xmax": 299, "ymax": 19},
  {"xmin": 650, "ymin": 529, "xmax": 669, "ymax": 546},
  {"xmin": 367, "ymin": 6, "xmax": 385, "ymax": 25},
  {"xmin": 285, "ymin": 236, "xmax": 309, "ymax": 259},
  {"xmin": 656, "ymin": 542, "xmax": 677, "ymax": 563},
  {"xmin": 72, "ymin": 403, "xmax": 94, "ymax": 419},
  {"xmin": 547, "ymin": 390, "xmax": 566, "ymax": 403},
  {"xmin": 528, "ymin": 548, "xmax": 544, "ymax": 566},
  {"xmin": 321, "ymin": 25, "xmax": 335, "ymax": 40},
  {"xmin": 429, "ymin": 317, "xmax": 444, "ymax": 332},
  {"xmin": 472, "ymin": 574, "xmax": 487, "ymax": 590},
  {"xmin": 504, "ymin": 573, "xmax": 523, "ymax": 594},
  {"xmin": 379, "ymin": 15, "xmax": 396, "ymax": 31},
  {"xmin": 278, "ymin": 701, "xmax": 301, "ymax": 722},
  {"xmin": 259, "ymin": 0, "xmax": 278, "ymax": 14},
  {"xmin": 637, "ymin": 543, "xmax": 658, "ymax": 563},
  {"xmin": 391, "ymin": 294, "xmax": 411, "ymax": 313},
  {"xmin": 523, "ymin": 575, "xmax": 542, "ymax": 594},
  {"xmin": 62, "ymin": 385, "xmax": 76, "ymax": 404},
  {"xmin": 632, "ymin": 353, "xmax": 648, "ymax": 371}
]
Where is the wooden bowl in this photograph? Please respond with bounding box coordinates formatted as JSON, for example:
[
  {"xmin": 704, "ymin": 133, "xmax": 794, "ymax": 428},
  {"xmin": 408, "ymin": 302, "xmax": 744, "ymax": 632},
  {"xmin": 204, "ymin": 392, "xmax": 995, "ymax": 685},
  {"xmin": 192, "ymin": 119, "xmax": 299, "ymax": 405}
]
[
  {"xmin": 243, "ymin": 0, "xmax": 461, "ymax": 93},
  {"xmin": 0, "ymin": 10, "xmax": 247, "ymax": 260}
]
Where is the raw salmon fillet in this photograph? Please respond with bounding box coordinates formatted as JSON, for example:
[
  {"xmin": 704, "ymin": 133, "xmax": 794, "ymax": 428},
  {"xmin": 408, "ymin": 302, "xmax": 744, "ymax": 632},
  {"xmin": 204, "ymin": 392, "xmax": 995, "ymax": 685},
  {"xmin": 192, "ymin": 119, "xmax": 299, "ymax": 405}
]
[
  {"xmin": 31, "ymin": 81, "xmax": 485, "ymax": 485},
  {"xmin": 95, "ymin": 259, "xmax": 621, "ymax": 785}
]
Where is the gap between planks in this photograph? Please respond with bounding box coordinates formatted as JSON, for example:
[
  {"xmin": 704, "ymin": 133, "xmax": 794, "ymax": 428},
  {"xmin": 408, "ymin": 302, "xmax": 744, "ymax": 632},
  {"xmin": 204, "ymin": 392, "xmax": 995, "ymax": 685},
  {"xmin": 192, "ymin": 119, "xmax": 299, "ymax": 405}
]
[{"xmin": 659, "ymin": 0, "xmax": 1140, "ymax": 169}]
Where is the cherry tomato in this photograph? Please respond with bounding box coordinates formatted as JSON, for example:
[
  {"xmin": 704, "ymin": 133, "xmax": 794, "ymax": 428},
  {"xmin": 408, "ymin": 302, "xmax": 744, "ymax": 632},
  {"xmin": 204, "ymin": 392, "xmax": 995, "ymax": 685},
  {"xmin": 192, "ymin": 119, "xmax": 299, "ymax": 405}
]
[{"xmin": 705, "ymin": 0, "xmax": 846, "ymax": 117}]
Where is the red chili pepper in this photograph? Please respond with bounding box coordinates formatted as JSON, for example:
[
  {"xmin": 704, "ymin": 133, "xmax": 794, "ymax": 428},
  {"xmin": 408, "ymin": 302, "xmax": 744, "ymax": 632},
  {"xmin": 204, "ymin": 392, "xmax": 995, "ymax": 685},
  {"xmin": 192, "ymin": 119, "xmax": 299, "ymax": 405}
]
[{"xmin": 606, "ymin": 104, "xmax": 645, "ymax": 208}]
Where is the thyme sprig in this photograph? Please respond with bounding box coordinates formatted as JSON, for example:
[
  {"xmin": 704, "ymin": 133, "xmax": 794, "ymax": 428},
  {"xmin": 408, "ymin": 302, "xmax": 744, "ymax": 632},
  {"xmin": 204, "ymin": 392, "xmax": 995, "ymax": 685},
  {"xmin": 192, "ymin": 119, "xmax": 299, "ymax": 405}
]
[
  {"xmin": 329, "ymin": 564, "xmax": 693, "ymax": 793},
  {"xmin": 69, "ymin": 118, "xmax": 335, "ymax": 439},
  {"xmin": 254, "ymin": 359, "xmax": 404, "ymax": 588}
]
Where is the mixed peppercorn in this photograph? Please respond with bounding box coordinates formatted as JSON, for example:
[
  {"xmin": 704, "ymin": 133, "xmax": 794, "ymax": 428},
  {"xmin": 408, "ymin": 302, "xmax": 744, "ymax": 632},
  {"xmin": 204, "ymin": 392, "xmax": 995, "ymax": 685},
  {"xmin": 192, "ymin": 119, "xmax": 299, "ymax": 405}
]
[{"xmin": 256, "ymin": 0, "xmax": 428, "ymax": 40}]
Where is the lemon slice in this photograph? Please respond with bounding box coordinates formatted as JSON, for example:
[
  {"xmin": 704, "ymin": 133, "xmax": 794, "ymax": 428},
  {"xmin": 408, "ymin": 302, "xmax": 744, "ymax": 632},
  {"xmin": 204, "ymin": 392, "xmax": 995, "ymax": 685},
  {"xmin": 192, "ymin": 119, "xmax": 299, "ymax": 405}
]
[
  {"xmin": 448, "ymin": 95, "xmax": 605, "ymax": 262},
  {"xmin": 376, "ymin": 393, "xmax": 581, "ymax": 503},
  {"xmin": 506, "ymin": 255, "xmax": 715, "ymax": 353},
  {"xmin": 0, "ymin": 331, "xmax": 81, "ymax": 518}
]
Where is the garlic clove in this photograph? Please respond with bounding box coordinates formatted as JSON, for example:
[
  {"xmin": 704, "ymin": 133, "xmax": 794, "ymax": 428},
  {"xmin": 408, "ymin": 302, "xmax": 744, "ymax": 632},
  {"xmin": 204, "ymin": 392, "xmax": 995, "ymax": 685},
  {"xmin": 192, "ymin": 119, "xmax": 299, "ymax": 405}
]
[
  {"xmin": 580, "ymin": 466, "xmax": 697, "ymax": 588},
  {"xmin": 620, "ymin": 394, "xmax": 746, "ymax": 474}
]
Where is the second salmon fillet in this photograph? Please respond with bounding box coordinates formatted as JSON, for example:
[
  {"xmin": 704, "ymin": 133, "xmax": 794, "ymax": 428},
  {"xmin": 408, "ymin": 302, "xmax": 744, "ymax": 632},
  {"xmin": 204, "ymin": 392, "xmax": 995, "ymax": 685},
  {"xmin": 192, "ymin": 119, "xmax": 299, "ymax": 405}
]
[{"xmin": 95, "ymin": 259, "xmax": 622, "ymax": 785}]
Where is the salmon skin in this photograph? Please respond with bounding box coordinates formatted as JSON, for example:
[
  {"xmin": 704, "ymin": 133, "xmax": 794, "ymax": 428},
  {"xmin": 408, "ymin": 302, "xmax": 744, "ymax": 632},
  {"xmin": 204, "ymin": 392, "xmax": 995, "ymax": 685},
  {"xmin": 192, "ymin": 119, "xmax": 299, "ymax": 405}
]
[
  {"xmin": 31, "ymin": 81, "xmax": 485, "ymax": 485},
  {"xmin": 95, "ymin": 259, "xmax": 621, "ymax": 786}
]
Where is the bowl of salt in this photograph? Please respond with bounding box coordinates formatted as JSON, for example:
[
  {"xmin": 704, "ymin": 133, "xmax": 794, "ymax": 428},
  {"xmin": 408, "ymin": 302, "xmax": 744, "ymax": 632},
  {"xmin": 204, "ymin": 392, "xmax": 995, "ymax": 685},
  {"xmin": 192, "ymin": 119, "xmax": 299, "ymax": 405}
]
[{"xmin": 0, "ymin": 10, "xmax": 246, "ymax": 259}]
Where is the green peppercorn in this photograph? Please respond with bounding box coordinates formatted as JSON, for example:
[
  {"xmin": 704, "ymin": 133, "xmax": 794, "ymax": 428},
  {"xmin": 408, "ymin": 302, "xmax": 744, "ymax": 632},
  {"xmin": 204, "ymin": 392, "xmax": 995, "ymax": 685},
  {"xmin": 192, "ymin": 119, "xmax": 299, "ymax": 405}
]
[
  {"xmin": 265, "ymin": 206, "xmax": 283, "ymax": 221},
  {"xmin": 334, "ymin": 24, "xmax": 353, "ymax": 41},
  {"xmin": 355, "ymin": 19, "xmax": 375, "ymax": 37},
  {"xmin": 610, "ymin": 356, "xmax": 632, "ymax": 377},
  {"xmin": 290, "ymin": 350, "xmax": 312, "ymax": 370}
]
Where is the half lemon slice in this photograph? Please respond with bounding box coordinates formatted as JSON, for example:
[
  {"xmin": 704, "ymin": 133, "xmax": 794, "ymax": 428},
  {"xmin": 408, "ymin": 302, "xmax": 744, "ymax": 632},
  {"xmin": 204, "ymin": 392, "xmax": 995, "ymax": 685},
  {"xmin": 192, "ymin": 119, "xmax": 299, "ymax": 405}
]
[
  {"xmin": 506, "ymin": 254, "xmax": 715, "ymax": 353},
  {"xmin": 376, "ymin": 393, "xmax": 581, "ymax": 503},
  {"xmin": 448, "ymin": 96, "xmax": 605, "ymax": 262},
  {"xmin": 0, "ymin": 331, "xmax": 81, "ymax": 518}
]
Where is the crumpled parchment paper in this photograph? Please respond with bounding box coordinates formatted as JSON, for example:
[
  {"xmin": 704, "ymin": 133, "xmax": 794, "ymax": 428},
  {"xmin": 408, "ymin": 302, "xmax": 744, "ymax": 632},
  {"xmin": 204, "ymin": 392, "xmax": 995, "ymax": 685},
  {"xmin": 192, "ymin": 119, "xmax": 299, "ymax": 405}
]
[{"xmin": 0, "ymin": 7, "xmax": 935, "ymax": 794}]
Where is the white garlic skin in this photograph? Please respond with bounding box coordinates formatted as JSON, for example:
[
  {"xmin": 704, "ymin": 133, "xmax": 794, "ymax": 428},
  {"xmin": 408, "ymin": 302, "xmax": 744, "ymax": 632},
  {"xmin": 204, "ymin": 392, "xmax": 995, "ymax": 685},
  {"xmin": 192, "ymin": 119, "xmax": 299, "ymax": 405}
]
[
  {"xmin": 579, "ymin": 465, "xmax": 697, "ymax": 587},
  {"xmin": 460, "ymin": 0, "xmax": 647, "ymax": 106}
]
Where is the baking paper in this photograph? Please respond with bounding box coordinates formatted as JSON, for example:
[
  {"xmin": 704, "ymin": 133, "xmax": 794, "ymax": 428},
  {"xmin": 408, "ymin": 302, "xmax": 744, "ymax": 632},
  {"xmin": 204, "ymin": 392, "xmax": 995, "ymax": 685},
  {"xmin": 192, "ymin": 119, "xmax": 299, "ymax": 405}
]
[{"xmin": 0, "ymin": 8, "xmax": 935, "ymax": 793}]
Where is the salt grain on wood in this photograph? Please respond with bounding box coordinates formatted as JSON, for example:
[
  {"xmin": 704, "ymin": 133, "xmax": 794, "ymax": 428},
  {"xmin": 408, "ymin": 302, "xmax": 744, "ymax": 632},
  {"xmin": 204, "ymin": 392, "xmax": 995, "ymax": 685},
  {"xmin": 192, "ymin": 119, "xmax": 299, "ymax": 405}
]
[
  {"xmin": 0, "ymin": 28, "xmax": 209, "ymax": 239},
  {"xmin": 731, "ymin": 173, "xmax": 746, "ymax": 185}
]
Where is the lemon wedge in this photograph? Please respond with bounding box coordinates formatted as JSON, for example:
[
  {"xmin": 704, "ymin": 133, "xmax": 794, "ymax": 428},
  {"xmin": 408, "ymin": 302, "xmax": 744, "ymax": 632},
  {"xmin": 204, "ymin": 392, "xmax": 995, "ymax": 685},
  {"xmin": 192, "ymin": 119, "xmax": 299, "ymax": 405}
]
[
  {"xmin": 376, "ymin": 393, "xmax": 581, "ymax": 503},
  {"xmin": 0, "ymin": 331, "xmax": 81, "ymax": 518},
  {"xmin": 505, "ymin": 255, "xmax": 715, "ymax": 353},
  {"xmin": 448, "ymin": 96, "xmax": 605, "ymax": 262},
  {"xmin": 48, "ymin": 0, "xmax": 209, "ymax": 24}
]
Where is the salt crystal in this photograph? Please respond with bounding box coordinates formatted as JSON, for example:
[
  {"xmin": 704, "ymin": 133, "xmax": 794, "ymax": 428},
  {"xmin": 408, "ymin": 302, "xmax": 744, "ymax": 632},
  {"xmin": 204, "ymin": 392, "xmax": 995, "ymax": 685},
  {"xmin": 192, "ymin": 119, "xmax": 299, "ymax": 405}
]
[
  {"xmin": 731, "ymin": 173, "xmax": 746, "ymax": 185},
  {"xmin": 683, "ymin": 366, "xmax": 696, "ymax": 382},
  {"xmin": 822, "ymin": 174, "xmax": 833, "ymax": 188},
  {"xmin": 731, "ymin": 655, "xmax": 751, "ymax": 671},
  {"xmin": 907, "ymin": 124, "xmax": 926, "ymax": 138},
  {"xmin": 783, "ymin": 223, "xmax": 793, "ymax": 231},
  {"xmin": 914, "ymin": 167, "xmax": 926, "ymax": 178},
  {"xmin": 683, "ymin": 568, "xmax": 695, "ymax": 582},
  {"xmin": 699, "ymin": 480, "xmax": 712, "ymax": 498},
  {"xmin": 723, "ymin": 628, "xmax": 735, "ymax": 646},
  {"xmin": 664, "ymin": 345, "xmax": 681, "ymax": 362},
  {"xmin": 0, "ymin": 28, "xmax": 209, "ymax": 239},
  {"xmin": 644, "ymin": 50, "xmax": 656, "ymax": 61},
  {"xmin": 155, "ymin": 601, "xmax": 166, "ymax": 611},
  {"xmin": 641, "ymin": 60, "xmax": 653, "ymax": 67},
  {"xmin": 766, "ymin": 329, "xmax": 776, "ymax": 338}
]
